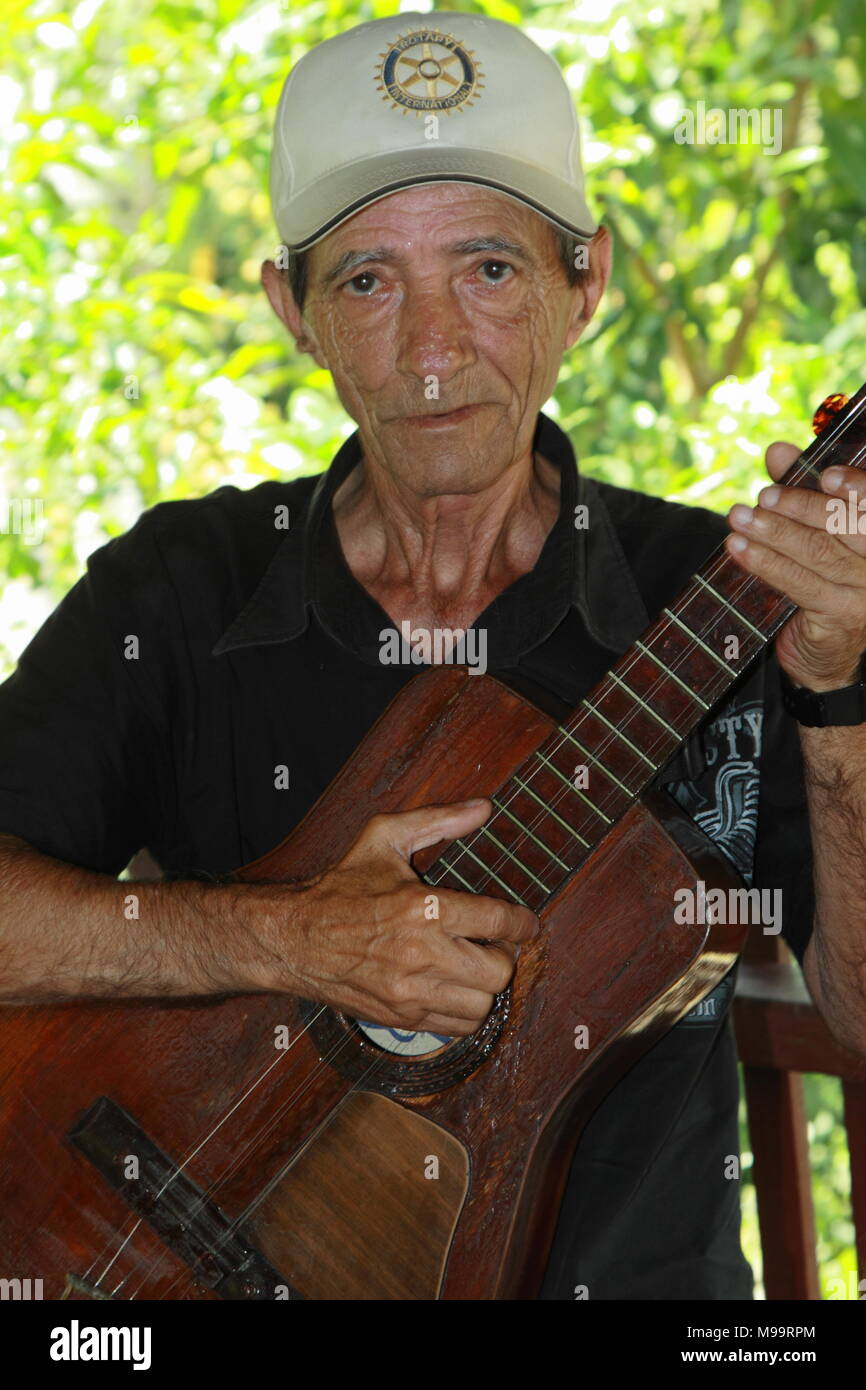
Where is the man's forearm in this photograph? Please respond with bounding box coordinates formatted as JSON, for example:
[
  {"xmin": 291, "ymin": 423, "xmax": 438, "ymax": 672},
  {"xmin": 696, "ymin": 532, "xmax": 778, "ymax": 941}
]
[
  {"xmin": 0, "ymin": 800, "xmax": 533, "ymax": 1034},
  {"xmin": 0, "ymin": 836, "xmax": 305, "ymax": 1004},
  {"xmin": 800, "ymin": 725, "xmax": 866, "ymax": 1054}
]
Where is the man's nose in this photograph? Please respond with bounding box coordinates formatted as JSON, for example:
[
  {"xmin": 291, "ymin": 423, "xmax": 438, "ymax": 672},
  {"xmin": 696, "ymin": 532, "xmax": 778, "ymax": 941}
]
[{"xmin": 395, "ymin": 282, "xmax": 477, "ymax": 386}]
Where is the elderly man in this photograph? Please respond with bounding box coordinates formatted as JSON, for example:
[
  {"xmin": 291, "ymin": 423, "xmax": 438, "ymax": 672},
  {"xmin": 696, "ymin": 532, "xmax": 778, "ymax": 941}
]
[{"xmin": 1, "ymin": 13, "xmax": 865, "ymax": 1302}]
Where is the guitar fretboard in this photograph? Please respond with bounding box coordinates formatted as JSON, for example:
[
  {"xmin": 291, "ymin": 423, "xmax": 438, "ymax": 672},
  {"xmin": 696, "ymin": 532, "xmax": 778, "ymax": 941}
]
[{"xmin": 423, "ymin": 382, "xmax": 866, "ymax": 912}]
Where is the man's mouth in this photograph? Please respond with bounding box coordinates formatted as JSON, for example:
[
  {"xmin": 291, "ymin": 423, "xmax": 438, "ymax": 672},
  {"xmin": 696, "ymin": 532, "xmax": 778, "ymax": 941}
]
[{"xmin": 402, "ymin": 404, "xmax": 482, "ymax": 427}]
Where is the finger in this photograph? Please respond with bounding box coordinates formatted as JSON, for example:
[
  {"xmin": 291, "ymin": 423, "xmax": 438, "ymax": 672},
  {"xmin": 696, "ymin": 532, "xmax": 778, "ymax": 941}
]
[
  {"xmin": 437, "ymin": 890, "xmax": 540, "ymax": 945},
  {"xmin": 820, "ymin": 464, "xmax": 866, "ymax": 497},
  {"xmin": 734, "ymin": 487, "xmax": 854, "ymax": 537},
  {"xmin": 365, "ymin": 799, "xmax": 492, "ymax": 863},
  {"xmin": 425, "ymin": 982, "xmax": 497, "ymax": 1024},
  {"xmin": 728, "ymin": 476, "xmax": 866, "ymax": 554},
  {"xmin": 416, "ymin": 1014, "xmax": 481, "ymax": 1037},
  {"xmin": 354, "ymin": 1006, "xmax": 484, "ymax": 1038},
  {"xmin": 819, "ymin": 465, "xmax": 866, "ymax": 545},
  {"xmin": 725, "ymin": 528, "xmax": 862, "ymax": 615},
  {"xmin": 476, "ymin": 936, "xmax": 521, "ymax": 964},
  {"xmin": 764, "ymin": 440, "xmax": 802, "ymax": 482},
  {"xmin": 442, "ymin": 937, "xmax": 521, "ymax": 995},
  {"xmin": 728, "ymin": 502, "xmax": 866, "ymax": 589}
]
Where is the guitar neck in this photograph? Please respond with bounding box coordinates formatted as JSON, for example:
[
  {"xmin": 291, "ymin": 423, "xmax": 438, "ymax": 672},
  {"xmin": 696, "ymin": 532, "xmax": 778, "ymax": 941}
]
[{"xmin": 426, "ymin": 382, "xmax": 866, "ymax": 912}]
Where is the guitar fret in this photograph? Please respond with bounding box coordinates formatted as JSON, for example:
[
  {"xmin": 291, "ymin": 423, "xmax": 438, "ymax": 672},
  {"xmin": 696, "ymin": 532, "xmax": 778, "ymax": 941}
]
[
  {"xmin": 512, "ymin": 774, "xmax": 591, "ymax": 848},
  {"xmin": 581, "ymin": 698, "xmax": 657, "ymax": 770},
  {"xmin": 436, "ymin": 850, "xmax": 530, "ymax": 907},
  {"xmin": 557, "ymin": 727, "xmax": 636, "ymax": 798},
  {"xmin": 608, "ymin": 670, "xmax": 681, "ymax": 741},
  {"xmin": 534, "ymin": 750, "xmax": 612, "ymax": 824},
  {"xmin": 477, "ymin": 824, "xmax": 557, "ymax": 893},
  {"xmin": 662, "ymin": 607, "xmax": 732, "ymax": 674},
  {"xmin": 692, "ymin": 573, "xmax": 766, "ymax": 641},
  {"xmin": 427, "ymin": 857, "xmax": 481, "ymax": 895},
  {"xmin": 489, "ymin": 796, "xmax": 572, "ymax": 871},
  {"xmin": 456, "ymin": 837, "xmax": 543, "ymax": 902},
  {"xmin": 634, "ymin": 640, "xmax": 709, "ymax": 710}
]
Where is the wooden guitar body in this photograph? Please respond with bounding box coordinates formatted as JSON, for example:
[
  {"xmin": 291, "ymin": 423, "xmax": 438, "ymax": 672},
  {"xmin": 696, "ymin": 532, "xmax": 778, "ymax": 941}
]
[{"xmin": 0, "ymin": 666, "xmax": 746, "ymax": 1301}]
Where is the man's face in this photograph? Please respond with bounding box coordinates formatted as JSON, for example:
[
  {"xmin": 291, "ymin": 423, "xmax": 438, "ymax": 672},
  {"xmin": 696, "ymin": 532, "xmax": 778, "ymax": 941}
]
[{"xmin": 268, "ymin": 184, "xmax": 609, "ymax": 495}]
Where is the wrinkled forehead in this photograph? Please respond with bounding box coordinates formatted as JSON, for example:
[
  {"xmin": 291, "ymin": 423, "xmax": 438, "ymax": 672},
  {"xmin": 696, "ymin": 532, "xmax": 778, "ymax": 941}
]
[{"xmin": 306, "ymin": 182, "xmax": 560, "ymax": 269}]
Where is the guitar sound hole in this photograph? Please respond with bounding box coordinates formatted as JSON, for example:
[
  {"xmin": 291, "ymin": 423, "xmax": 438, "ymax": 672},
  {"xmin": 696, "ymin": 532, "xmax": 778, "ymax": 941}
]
[
  {"xmin": 354, "ymin": 1020, "xmax": 453, "ymax": 1057},
  {"xmin": 301, "ymin": 993, "xmax": 510, "ymax": 1097}
]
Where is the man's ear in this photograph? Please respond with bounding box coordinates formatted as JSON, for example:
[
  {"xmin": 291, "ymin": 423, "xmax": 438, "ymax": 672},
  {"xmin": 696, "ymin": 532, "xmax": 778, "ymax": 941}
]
[
  {"xmin": 563, "ymin": 225, "xmax": 612, "ymax": 351},
  {"xmin": 260, "ymin": 259, "xmax": 327, "ymax": 367}
]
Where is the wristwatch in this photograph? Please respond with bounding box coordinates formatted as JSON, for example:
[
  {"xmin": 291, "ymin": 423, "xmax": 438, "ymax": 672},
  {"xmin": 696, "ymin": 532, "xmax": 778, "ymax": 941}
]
[{"xmin": 779, "ymin": 654, "xmax": 866, "ymax": 727}]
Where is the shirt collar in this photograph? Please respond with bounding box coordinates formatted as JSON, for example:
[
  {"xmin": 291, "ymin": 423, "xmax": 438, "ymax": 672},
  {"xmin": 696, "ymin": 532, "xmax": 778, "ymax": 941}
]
[{"xmin": 212, "ymin": 411, "xmax": 650, "ymax": 659}]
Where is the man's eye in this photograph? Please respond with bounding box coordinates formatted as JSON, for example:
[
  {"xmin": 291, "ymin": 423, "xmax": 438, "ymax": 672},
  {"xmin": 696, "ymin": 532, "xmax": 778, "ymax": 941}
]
[
  {"xmin": 477, "ymin": 260, "xmax": 513, "ymax": 283},
  {"xmin": 343, "ymin": 271, "xmax": 379, "ymax": 296}
]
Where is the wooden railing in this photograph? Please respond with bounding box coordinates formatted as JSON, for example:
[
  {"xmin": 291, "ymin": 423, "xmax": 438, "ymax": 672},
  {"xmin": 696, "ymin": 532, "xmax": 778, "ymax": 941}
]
[{"xmin": 733, "ymin": 930, "xmax": 866, "ymax": 1299}]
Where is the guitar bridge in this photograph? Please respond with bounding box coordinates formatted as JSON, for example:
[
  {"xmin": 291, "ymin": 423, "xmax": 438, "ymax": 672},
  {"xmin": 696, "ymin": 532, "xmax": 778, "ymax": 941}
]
[
  {"xmin": 68, "ymin": 1096, "xmax": 301, "ymax": 1300},
  {"xmin": 62, "ymin": 1273, "xmax": 114, "ymax": 1300}
]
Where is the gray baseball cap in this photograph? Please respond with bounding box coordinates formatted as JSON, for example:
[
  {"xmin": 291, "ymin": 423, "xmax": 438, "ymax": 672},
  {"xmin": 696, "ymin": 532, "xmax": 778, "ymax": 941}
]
[{"xmin": 270, "ymin": 11, "xmax": 598, "ymax": 250}]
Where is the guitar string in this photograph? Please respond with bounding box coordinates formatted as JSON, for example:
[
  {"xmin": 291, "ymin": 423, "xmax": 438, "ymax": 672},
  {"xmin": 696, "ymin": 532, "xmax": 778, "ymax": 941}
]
[
  {"xmin": 115, "ymin": 430, "xmax": 866, "ymax": 1300},
  {"xmin": 96, "ymin": 948, "xmax": 458, "ymax": 1295},
  {"xmin": 79, "ymin": 1006, "xmax": 336, "ymax": 1286},
  {"xmin": 85, "ymin": 400, "xmax": 866, "ymax": 1297},
  {"xmin": 120, "ymin": 1030, "xmax": 423, "ymax": 1300},
  {"xmin": 85, "ymin": 1008, "xmax": 389, "ymax": 1294},
  {"xmin": 144, "ymin": 1048, "xmax": 409, "ymax": 1301},
  {"xmin": 429, "ymin": 422, "xmax": 866, "ymax": 895},
  {"xmin": 426, "ymin": 560, "xmax": 779, "ymax": 895}
]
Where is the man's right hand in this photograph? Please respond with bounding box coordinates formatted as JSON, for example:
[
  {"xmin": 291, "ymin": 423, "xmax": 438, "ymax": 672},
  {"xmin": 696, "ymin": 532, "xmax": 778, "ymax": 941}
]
[{"xmin": 270, "ymin": 799, "xmax": 540, "ymax": 1037}]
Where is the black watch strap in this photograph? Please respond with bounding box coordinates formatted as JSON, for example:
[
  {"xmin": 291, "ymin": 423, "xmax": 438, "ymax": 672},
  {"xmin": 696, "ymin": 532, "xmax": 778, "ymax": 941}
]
[{"xmin": 779, "ymin": 657, "xmax": 866, "ymax": 727}]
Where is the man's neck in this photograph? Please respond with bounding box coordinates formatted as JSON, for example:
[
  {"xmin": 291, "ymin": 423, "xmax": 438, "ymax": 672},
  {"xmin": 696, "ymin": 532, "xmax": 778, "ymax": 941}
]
[{"xmin": 331, "ymin": 449, "xmax": 562, "ymax": 634}]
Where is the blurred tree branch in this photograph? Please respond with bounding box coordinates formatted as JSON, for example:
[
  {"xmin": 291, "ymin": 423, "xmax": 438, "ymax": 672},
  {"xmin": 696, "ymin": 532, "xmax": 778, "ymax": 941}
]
[{"xmin": 720, "ymin": 33, "xmax": 818, "ymax": 381}]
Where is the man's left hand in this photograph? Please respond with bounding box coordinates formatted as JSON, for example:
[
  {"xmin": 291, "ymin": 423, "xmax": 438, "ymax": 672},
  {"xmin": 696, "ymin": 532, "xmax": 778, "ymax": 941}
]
[{"xmin": 726, "ymin": 441, "xmax": 866, "ymax": 692}]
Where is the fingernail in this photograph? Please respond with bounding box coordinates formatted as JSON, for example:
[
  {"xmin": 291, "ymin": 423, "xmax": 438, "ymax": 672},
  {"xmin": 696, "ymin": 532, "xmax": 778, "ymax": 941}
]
[
  {"xmin": 463, "ymin": 797, "xmax": 488, "ymax": 807},
  {"xmin": 824, "ymin": 468, "xmax": 844, "ymax": 489},
  {"xmin": 760, "ymin": 486, "xmax": 780, "ymax": 507}
]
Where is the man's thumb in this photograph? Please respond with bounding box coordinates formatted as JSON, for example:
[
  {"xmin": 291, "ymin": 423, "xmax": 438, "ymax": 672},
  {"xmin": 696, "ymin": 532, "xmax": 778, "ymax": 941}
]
[{"xmin": 376, "ymin": 798, "xmax": 491, "ymax": 862}]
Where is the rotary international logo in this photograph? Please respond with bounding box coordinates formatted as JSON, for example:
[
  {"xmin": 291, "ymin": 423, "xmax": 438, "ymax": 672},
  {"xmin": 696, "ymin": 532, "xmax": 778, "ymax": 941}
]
[{"xmin": 375, "ymin": 28, "xmax": 484, "ymax": 114}]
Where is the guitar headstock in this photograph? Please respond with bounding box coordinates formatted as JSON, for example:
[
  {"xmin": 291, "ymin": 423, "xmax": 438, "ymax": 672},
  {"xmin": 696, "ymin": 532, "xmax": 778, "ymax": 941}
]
[
  {"xmin": 812, "ymin": 392, "xmax": 850, "ymax": 435},
  {"xmin": 776, "ymin": 383, "xmax": 866, "ymax": 491}
]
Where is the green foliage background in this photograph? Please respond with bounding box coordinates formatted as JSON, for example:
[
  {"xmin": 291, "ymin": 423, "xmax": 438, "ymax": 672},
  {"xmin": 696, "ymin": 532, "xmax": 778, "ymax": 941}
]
[{"xmin": 1, "ymin": 0, "xmax": 863, "ymax": 1296}]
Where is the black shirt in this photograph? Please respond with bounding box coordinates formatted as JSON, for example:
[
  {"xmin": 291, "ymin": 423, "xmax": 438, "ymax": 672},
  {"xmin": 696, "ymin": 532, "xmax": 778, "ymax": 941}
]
[{"xmin": 0, "ymin": 411, "xmax": 815, "ymax": 1299}]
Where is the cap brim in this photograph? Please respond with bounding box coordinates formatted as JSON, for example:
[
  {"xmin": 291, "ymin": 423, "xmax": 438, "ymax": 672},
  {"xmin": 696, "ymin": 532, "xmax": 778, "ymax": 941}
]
[{"xmin": 273, "ymin": 146, "xmax": 598, "ymax": 250}]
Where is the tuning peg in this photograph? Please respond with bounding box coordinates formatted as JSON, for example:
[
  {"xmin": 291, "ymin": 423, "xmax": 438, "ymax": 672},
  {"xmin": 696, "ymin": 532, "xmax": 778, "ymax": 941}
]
[{"xmin": 812, "ymin": 392, "xmax": 849, "ymax": 435}]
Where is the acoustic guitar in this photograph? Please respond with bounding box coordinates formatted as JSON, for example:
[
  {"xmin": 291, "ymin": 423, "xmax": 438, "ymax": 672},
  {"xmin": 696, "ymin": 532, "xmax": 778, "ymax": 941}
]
[{"xmin": 0, "ymin": 387, "xmax": 863, "ymax": 1300}]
